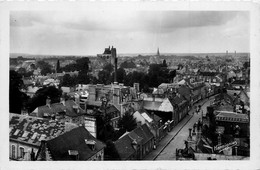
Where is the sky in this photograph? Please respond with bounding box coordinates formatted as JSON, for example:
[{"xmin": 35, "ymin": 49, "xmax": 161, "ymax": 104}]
[{"xmin": 10, "ymin": 10, "xmax": 249, "ymax": 55}]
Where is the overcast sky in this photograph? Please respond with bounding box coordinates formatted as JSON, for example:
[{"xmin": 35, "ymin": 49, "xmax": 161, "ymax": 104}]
[{"xmin": 10, "ymin": 11, "xmax": 249, "ymax": 55}]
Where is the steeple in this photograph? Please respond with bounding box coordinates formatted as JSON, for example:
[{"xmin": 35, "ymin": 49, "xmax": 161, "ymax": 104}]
[{"xmin": 157, "ymin": 47, "xmax": 160, "ymax": 56}]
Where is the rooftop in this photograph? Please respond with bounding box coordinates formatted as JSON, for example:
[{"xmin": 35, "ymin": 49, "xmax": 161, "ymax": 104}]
[
  {"xmin": 46, "ymin": 126, "xmax": 105, "ymax": 160},
  {"xmin": 9, "ymin": 113, "xmax": 77, "ymax": 147},
  {"xmin": 215, "ymin": 111, "xmax": 249, "ymax": 123},
  {"xmin": 32, "ymin": 100, "xmax": 86, "ymax": 118},
  {"xmin": 114, "ymin": 134, "xmax": 136, "ymax": 160}
]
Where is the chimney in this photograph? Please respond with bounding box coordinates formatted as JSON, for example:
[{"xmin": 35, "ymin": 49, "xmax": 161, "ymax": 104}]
[
  {"xmin": 217, "ymin": 133, "xmax": 221, "ymax": 146},
  {"xmin": 185, "ymin": 140, "xmax": 188, "ymax": 149},
  {"xmin": 151, "ymin": 112, "xmax": 154, "ymax": 120},
  {"xmin": 46, "ymin": 97, "xmax": 51, "ymax": 108},
  {"xmin": 88, "ymin": 85, "xmax": 96, "ymax": 101},
  {"xmin": 134, "ymin": 83, "xmax": 140, "ymax": 93},
  {"xmin": 113, "ymin": 87, "xmax": 120, "ymax": 105},
  {"xmin": 60, "ymin": 97, "xmax": 66, "ymax": 106},
  {"xmin": 188, "ymin": 128, "xmax": 192, "ymax": 141}
]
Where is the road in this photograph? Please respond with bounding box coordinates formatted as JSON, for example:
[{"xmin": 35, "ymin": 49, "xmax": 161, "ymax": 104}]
[{"xmin": 155, "ymin": 97, "xmax": 214, "ymax": 160}]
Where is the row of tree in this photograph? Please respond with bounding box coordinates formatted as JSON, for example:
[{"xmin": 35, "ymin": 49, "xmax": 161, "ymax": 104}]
[{"xmin": 60, "ymin": 59, "xmax": 176, "ymax": 93}]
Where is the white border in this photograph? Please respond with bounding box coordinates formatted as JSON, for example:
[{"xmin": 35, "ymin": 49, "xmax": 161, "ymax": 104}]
[{"xmin": 1, "ymin": 1, "xmax": 260, "ymax": 170}]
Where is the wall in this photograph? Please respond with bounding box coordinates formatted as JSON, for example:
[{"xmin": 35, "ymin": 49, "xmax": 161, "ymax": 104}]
[{"xmin": 9, "ymin": 141, "xmax": 38, "ymax": 161}]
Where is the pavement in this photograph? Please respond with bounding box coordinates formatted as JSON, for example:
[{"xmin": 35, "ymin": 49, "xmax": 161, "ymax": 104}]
[{"xmin": 143, "ymin": 96, "xmax": 215, "ymax": 160}]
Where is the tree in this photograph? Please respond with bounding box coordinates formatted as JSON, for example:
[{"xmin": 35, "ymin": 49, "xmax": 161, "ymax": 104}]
[
  {"xmin": 17, "ymin": 67, "xmax": 27, "ymax": 76},
  {"xmin": 97, "ymin": 63, "xmax": 114, "ymax": 84},
  {"xmin": 37, "ymin": 60, "xmax": 52, "ymax": 75},
  {"xmin": 17, "ymin": 67, "xmax": 33, "ymax": 78},
  {"xmin": 96, "ymin": 100, "xmax": 115, "ymax": 142},
  {"xmin": 113, "ymin": 67, "xmax": 126, "ymax": 83},
  {"xmin": 27, "ymin": 86, "xmax": 62, "ymax": 112},
  {"xmin": 148, "ymin": 63, "xmax": 170, "ymax": 87},
  {"xmin": 75, "ymin": 57, "xmax": 90, "ymax": 73},
  {"xmin": 120, "ymin": 60, "xmax": 136, "ymax": 68},
  {"xmin": 61, "ymin": 74, "xmax": 77, "ymax": 87},
  {"xmin": 56, "ymin": 60, "xmax": 61, "ymax": 73},
  {"xmin": 169, "ymin": 70, "xmax": 176, "ymax": 82},
  {"xmin": 117, "ymin": 111, "xmax": 137, "ymax": 132},
  {"xmin": 61, "ymin": 63, "xmax": 78, "ymax": 72},
  {"xmin": 162, "ymin": 59, "xmax": 167, "ymax": 67},
  {"xmin": 243, "ymin": 61, "xmax": 250, "ymax": 70},
  {"xmin": 77, "ymin": 71, "xmax": 90, "ymax": 84},
  {"xmin": 9, "ymin": 70, "xmax": 28, "ymax": 114},
  {"xmin": 103, "ymin": 63, "xmax": 114, "ymax": 73}
]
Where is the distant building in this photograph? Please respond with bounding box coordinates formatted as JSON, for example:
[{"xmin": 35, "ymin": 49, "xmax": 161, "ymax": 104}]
[{"xmin": 97, "ymin": 46, "xmax": 117, "ymax": 66}]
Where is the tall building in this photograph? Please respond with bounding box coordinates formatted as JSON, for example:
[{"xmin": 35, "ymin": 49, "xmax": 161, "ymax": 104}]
[
  {"xmin": 97, "ymin": 46, "xmax": 118, "ymax": 82},
  {"xmin": 97, "ymin": 46, "xmax": 117, "ymax": 66}
]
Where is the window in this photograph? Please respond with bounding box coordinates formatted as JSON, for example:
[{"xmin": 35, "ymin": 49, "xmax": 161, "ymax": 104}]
[
  {"xmin": 19, "ymin": 147, "xmax": 25, "ymax": 159},
  {"xmin": 11, "ymin": 145, "xmax": 16, "ymax": 159}
]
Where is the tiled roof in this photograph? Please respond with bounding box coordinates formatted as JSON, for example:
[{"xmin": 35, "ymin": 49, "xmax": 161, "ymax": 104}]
[
  {"xmin": 9, "ymin": 113, "xmax": 77, "ymax": 147},
  {"xmin": 171, "ymin": 96, "xmax": 187, "ymax": 106},
  {"xmin": 32, "ymin": 100, "xmax": 85, "ymax": 118},
  {"xmin": 141, "ymin": 124, "xmax": 154, "ymax": 141},
  {"xmin": 114, "ymin": 135, "xmax": 136, "ymax": 160},
  {"xmin": 215, "ymin": 111, "xmax": 249, "ymax": 123},
  {"xmin": 178, "ymin": 86, "xmax": 191, "ymax": 100},
  {"xmin": 46, "ymin": 126, "xmax": 105, "ymax": 160},
  {"xmin": 152, "ymin": 114, "xmax": 162, "ymax": 123},
  {"xmin": 128, "ymin": 131, "xmax": 143, "ymax": 144},
  {"xmin": 227, "ymin": 90, "xmax": 241, "ymax": 100},
  {"xmin": 132, "ymin": 125, "xmax": 153, "ymax": 144}
]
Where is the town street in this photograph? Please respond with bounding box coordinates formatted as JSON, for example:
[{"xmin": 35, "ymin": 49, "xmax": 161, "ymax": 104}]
[{"xmin": 154, "ymin": 96, "xmax": 215, "ymax": 160}]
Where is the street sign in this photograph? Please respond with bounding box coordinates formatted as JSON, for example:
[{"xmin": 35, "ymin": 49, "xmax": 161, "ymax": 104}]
[{"xmin": 214, "ymin": 141, "xmax": 237, "ymax": 153}]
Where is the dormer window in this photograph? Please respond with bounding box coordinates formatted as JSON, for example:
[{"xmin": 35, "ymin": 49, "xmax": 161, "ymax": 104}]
[
  {"xmin": 131, "ymin": 139, "xmax": 138, "ymax": 150},
  {"xmin": 43, "ymin": 113, "xmax": 50, "ymax": 118},
  {"xmin": 73, "ymin": 105, "xmax": 79, "ymax": 109},
  {"xmin": 68, "ymin": 150, "xmax": 79, "ymax": 160},
  {"xmin": 85, "ymin": 139, "xmax": 96, "ymax": 151}
]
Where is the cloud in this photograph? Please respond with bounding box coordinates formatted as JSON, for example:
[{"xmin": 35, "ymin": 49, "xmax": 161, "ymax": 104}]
[
  {"xmin": 139, "ymin": 11, "xmax": 243, "ymax": 33},
  {"xmin": 10, "ymin": 11, "xmax": 45, "ymax": 27},
  {"xmin": 10, "ymin": 11, "xmax": 243, "ymax": 33},
  {"xmin": 10, "ymin": 11, "xmax": 249, "ymax": 54}
]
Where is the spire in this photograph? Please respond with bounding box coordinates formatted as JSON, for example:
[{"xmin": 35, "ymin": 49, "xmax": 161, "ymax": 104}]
[{"xmin": 157, "ymin": 47, "xmax": 160, "ymax": 56}]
